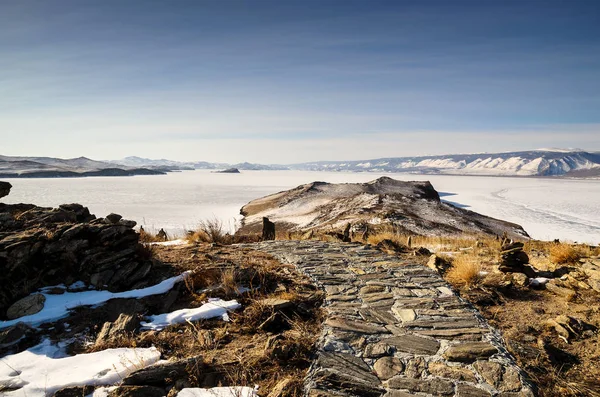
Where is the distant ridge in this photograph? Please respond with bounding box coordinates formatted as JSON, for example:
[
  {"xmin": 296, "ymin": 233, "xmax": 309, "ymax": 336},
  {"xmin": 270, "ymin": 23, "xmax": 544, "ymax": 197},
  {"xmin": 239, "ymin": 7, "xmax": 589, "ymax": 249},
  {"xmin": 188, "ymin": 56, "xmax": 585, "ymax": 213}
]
[
  {"xmin": 2, "ymin": 149, "xmax": 599, "ymax": 178},
  {"xmin": 289, "ymin": 150, "xmax": 600, "ymax": 177},
  {"xmin": 0, "ymin": 155, "xmax": 164, "ymax": 178}
]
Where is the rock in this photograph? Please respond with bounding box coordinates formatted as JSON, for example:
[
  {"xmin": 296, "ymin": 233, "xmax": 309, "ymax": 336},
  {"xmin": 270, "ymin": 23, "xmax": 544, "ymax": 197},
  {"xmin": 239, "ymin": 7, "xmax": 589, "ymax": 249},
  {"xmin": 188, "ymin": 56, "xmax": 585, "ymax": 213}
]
[
  {"xmin": 314, "ymin": 351, "xmax": 383, "ymax": 397},
  {"xmin": 391, "ymin": 307, "xmax": 417, "ymax": 322},
  {"xmin": 386, "ymin": 376, "xmax": 455, "ymax": 395},
  {"xmin": 363, "ymin": 342, "xmax": 392, "ymax": 358},
  {"xmin": 0, "ymin": 322, "xmax": 32, "ymax": 348},
  {"xmin": 105, "ymin": 213, "xmax": 123, "ymax": 224},
  {"xmin": 108, "ymin": 386, "xmax": 165, "ymax": 397},
  {"xmin": 383, "ymin": 334, "xmax": 440, "ymax": 355},
  {"xmin": 0, "ymin": 181, "xmax": 11, "ymax": 199},
  {"xmin": 262, "ymin": 217, "xmax": 275, "ymax": 241},
  {"xmin": 443, "ymin": 342, "xmax": 498, "ymax": 363},
  {"xmin": 95, "ymin": 313, "xmax": 140, "ymax": 346},
  {"xmin": 122, "ymin": 356, "xmax": 203, "ymax": 386},
  {"xmin": 473, "ymin": 360, "xmax": 503, "ymax": 388},
  {"xmin": 260, "ymin": 298, "xmax": 293, "ymax": 311},
  {"xmin": 215, "ymin": 168, "xmax": 240, "ymax": 173},
  {"xmin": 325, "ymin": 317, "xmax": 390, "ymax": 334},
  {"xmin": 404, "ymin": 357, "xmax": 426, "ymax": 378},
  {"xmin": 6, "ymin": 293, "xmax": 46, "ymax": 319},
  {"xmin": 511, "ymin": 273, "xmax": 529, "ymax": 287},
  {"xmin": 544, "ymin": 315, "xmax": 595, "ymax": 341},
  {"xmin": 373, "ymin": 356, "xmax": 404, "ymax": 380},
  {"xmin": 426, "ymin": 254, "xmax": 451, "ymax": 275},
  {"xmin": 456, "ymin": 384, "xmax": 492, "ymax": 397},
  {"xmin": 545, "ymin": 282, "xmax": 577, "ymax": 301},
  {"xmin": 414, "ymin": 247, "xmax": 431, "ymax": 256},
  {"xmin": 428, "ymin": 362, "xmax": 477, "ymax": 382},
  {"xmin": 53, "ymin": 386, "xmax": 95, "ymax": 397},
  {"xmin": 119, "ymin": 219, "xmax": 137, "ymax": 228}
]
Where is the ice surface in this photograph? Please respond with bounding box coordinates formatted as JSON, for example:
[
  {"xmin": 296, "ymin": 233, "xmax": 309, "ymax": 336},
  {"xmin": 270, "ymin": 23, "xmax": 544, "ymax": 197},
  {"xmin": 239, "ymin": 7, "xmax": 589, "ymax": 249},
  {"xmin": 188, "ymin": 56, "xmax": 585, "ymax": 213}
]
[
  {"xmin": 178, "ymin": 386, "xmax": 258, "ymax": 397},
  {"xmin": 1, "ymin": 272, "xmax": 191, "ymax": 329},
  {"xmin": 4, "ymin": 170, "xmax": 599, "ymax": 243},
  {"xmin": 141, "ymin": 298, "xmax": 241, "ymax": 331},
  {"xmin": 0, "ymin": 339, "xmax": 160, "ymax": 397}
]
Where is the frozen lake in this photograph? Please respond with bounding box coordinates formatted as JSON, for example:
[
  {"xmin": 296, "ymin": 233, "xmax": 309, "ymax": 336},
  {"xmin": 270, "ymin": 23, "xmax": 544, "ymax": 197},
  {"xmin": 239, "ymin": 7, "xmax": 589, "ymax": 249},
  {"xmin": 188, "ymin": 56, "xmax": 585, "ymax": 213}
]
[{"xmin": 4, "ymin": 170, "xmax": 600, "ymax": 244}]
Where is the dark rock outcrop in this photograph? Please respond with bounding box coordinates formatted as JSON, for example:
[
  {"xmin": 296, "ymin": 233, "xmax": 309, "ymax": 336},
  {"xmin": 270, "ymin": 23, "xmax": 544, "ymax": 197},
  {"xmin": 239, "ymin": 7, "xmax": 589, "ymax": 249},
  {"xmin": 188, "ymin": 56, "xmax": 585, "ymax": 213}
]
[
  {"xmin": 0, "ymin": 181, "xmax": 11, "ymax": 199},
  {"xmin": 0, "ymin": 203, "xmax": 158, "ymax": 318}
]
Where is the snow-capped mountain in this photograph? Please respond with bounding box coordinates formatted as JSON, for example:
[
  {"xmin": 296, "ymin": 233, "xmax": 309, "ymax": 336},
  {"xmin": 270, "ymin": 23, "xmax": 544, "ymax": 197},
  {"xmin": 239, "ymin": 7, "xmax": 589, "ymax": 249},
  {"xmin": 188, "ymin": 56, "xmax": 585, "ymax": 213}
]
[{"xmin": 290, "ymin": 150, "xmax": 600, "ymax": 177}]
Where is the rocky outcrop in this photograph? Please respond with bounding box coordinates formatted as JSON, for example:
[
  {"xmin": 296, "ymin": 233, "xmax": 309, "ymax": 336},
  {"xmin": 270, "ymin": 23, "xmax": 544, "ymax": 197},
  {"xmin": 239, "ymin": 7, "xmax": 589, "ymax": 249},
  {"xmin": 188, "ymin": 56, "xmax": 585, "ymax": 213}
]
[
  {"xmin": 0, "ymin": 181, "xmax": 11, "ymax": 199},
  {"xmin": 237, "ymin": 177, "xmax": 529, "ymax": 240},
  {"xmin": 0, "ymin": 203, "xmax": 158, "ymax": 318}
]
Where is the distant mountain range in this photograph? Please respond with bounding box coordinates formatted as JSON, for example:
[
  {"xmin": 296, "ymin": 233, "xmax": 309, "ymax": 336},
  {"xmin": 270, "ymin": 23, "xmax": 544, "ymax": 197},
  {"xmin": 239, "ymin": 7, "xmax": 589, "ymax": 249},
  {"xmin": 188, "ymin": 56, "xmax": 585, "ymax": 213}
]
[
  {"xmin": 0, "ymin": 150, "xmax": 598, "ymax": 178},
  {"xmin": 0, "ymin": 155, "xmax": 164, "ymax": 178}
]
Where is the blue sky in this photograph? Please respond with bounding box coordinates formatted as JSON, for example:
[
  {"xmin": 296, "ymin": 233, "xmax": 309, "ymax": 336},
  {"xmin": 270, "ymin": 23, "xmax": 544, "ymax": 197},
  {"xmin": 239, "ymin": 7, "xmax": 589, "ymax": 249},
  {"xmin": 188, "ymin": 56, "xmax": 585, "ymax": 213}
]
[{"xmin": 1, "ymin": 0, "xmax": 599, "ymax": 163}]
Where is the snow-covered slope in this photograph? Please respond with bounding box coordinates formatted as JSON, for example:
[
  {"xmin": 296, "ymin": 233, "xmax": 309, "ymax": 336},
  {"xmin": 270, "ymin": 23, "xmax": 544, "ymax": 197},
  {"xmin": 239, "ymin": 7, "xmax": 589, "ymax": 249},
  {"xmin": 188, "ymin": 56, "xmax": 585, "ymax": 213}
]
[{"xmin": 291, "ymin": 150, "xmax": 600, "ymax": 177}]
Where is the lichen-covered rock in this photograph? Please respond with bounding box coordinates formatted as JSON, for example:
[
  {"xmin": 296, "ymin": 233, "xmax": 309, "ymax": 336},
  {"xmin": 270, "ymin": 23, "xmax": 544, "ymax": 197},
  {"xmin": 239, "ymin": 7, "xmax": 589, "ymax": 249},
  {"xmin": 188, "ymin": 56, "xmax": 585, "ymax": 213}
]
[{"xmin": 6, "ymin": 294, "xmax": 45, "ymax": 319}]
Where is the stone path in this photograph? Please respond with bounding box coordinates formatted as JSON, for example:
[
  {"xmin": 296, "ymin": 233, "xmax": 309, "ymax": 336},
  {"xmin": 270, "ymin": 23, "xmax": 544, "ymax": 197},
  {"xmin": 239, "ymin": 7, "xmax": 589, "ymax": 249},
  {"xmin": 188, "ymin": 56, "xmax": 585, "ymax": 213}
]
[{"xmin": 252, "ymin": 240, "xmax": 535, "ymax": 397}]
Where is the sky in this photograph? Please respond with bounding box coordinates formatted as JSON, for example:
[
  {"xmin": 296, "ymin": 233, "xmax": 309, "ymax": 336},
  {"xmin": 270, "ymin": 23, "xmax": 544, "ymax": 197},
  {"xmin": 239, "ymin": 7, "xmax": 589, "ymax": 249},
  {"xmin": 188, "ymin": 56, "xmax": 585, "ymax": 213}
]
[{"xmin": 1, "ymin": 0, "xmax": 599, "ymax": 163}]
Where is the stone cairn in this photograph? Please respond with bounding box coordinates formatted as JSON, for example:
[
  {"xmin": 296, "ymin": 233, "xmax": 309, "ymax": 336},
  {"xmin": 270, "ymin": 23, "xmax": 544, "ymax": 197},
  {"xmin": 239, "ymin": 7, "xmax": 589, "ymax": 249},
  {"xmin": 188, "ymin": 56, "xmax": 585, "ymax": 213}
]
[
  {"xmin": 262, "ymin": 217, "xmax": 275, "ymax": 241},
  {"xmin": 498, "ymin": 240, "xmax": 529, "ymax": 274}
]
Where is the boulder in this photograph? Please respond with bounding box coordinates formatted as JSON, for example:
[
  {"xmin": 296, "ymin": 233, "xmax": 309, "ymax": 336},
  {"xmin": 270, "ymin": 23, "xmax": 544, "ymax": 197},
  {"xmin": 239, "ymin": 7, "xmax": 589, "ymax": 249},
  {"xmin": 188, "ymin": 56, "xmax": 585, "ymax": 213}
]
[
  {"xmin": 6, "ymin": 294, "xmax": 45, "ymax": 320},
  {"xmin": 105, "ymin": 213, "xmax": 123, "ymax": 224},
  {"xmin": 0, "ymin": 322, "xmax": 32, "ymax": 348},
  {"xmin": 53, "ymin": 386, "xmax": 95, "ymax": 397},
  {"xmin": 0, "ymin": 181, "xmax": 11, "ymax": 199}
]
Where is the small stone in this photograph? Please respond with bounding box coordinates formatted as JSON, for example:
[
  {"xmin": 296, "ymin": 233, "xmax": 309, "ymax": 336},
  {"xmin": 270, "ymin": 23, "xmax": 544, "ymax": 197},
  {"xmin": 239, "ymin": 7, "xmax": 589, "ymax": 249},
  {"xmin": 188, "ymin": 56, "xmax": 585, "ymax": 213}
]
[
  {"xmin": 386, "ymin": 376, "xmax": 454, "ymax": 395},
  {"xmin": 260, "ymin": 298, "xmax": 293, "ymax": 311},
  {"xmin": 373, "ymin": 356, "xmax": 404, "ymax": 380},
  {"xmin": 119, "ymin": 219, "xmax": 137, "ymax": 228},
  {"xmin": 360, "ymin": 285, "xmax": 386, "ymax": 295},
  {"xmin": 545, "ymin": 282, "xmax": 577, "ymax": 301},
  {"xmin": 473, "ymin": 360, "xmax": 502, "ymax": 388},
  {"xmin": 456, "ymin": 384, "xmax": 492, "ymax": 397},
  {"xmin": 391, "ymin": 307, "xmax": 416, "ymax": 322},
  {"xmin": 325, "ymin": 317, "xmax": 390, "ymax": 334},
  {"xmin": 512, "ymin": 273, "xmax": 529, "ymax": 287},
  {"xmin": 428, "ymin": 362, "xmax": 477, "ymax": 383},
  {"xmin": 500, "ymin": 366, "xmax": 522, "ymax": 392},
  {"xmin": 54, "ymin": 386, "xmax": 96, "ymax": 397},
  {"xmin": 108, "ymin": 386, "xmax": 165, "ymax": 397},
  {"xmin": 383, "ymin": 391, "xmax": 416, "ymax": 397},
  {"xmin": 384, "ymin": 334, "xmax": 440, "ymax": 355},
  {"xmin": 443, "ymin": 342, "xmax": 498, "ymax": 363},
  {"xmin": 404, "ymin": 357, "xmax": 426, "ymax": 378},
  {"xmin": 6, "ymin": 294, "xmax": 46, "ymax": 320},
  {"xmin": 364, "ymin": 342, "xmax": 392, "ymax": 358}
]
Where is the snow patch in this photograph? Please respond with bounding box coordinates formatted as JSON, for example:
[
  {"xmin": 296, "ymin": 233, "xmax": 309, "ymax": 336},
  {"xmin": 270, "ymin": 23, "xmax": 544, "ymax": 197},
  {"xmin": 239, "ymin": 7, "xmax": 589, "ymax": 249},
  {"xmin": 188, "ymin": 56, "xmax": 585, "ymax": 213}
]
[
  {"xmin": 1, "ymin": 272, "xmax": 192, "ymax": 329},
  {"xmin": 0, "ymin": 339, "xmax": 160, "ymax": 397},
  {"xmin": 141, "ymin": 298, "xmax": 241, "ymax": 331}
]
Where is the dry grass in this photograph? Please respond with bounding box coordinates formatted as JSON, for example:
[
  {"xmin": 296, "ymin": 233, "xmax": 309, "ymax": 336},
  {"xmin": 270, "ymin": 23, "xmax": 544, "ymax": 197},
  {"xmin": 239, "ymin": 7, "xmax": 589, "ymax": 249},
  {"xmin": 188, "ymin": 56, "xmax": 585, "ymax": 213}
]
[
  {"xmin": 445, "ymin": 254, "xmax": 483, "ymax": 287},
  {"xmin": 139, "ymin": 228, "xmax": 163, "ymax": 243},
  {"xmin": 549, "ymin": 243, "xmax": 584, "ymax": 264},
  {"xmin": 186, "ymin": 218, "xmax": 233, "ymax": 245}
]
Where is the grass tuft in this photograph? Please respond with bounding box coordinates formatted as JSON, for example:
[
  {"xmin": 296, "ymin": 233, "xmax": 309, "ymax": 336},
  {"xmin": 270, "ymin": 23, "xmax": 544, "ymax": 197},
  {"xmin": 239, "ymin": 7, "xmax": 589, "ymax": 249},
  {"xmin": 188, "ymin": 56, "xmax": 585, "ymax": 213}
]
[
  {"xmin": 445, "ymin": 254, "xmax": 483, "ymax": 287},
  {"xmin": 549, "ymin": 243, "xmax": 584, "ymax": 264}
]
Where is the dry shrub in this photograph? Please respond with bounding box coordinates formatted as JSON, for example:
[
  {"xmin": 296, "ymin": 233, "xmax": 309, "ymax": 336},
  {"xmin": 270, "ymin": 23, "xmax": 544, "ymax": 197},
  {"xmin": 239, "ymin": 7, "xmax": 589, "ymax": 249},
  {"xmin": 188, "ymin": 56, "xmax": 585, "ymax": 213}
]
[
  {"xmin": 549, "ymin": 243, "xmax": 583, "ymax": 264},
  {"xmin": 139, "ymin": 228, "xmax": 162, "ymax": 243},
  {"xmin": 446, "ymin": 254, "xmax": 483, "ymax": 287},
  {"xmin": 187, "ymin": 218, "xmax": 233, "ymax": 244}
]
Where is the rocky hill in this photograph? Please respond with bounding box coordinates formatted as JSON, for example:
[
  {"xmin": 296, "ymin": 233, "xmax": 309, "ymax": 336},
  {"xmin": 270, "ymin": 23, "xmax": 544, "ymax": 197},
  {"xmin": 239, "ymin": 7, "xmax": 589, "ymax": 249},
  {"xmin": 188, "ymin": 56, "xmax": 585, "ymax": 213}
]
[{"xmin": 237, "ymin": 177, "xmax": 529, "ymax": 240}]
